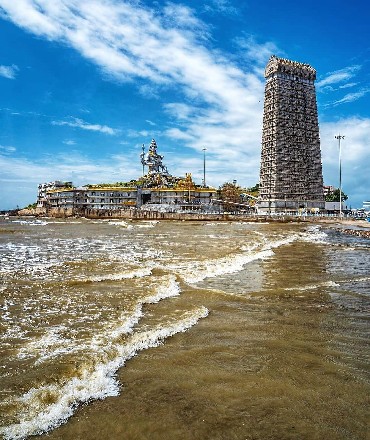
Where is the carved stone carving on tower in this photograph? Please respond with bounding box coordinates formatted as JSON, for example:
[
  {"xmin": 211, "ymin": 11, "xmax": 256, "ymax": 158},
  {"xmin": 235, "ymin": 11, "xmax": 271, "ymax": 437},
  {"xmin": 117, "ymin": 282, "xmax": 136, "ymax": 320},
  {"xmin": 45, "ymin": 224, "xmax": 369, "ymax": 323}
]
[{"xmin": 258, "ymin": 55, "xmax": 325, "ymax": 212}]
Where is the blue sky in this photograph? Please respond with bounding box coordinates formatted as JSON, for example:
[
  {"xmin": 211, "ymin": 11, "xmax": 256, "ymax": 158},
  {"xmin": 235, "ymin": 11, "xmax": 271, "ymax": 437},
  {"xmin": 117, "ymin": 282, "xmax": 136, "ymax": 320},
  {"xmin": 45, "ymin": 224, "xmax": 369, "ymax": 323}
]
[{"xmin": 0, "ymin": 0, "xmax": 369, "ymax": 210}]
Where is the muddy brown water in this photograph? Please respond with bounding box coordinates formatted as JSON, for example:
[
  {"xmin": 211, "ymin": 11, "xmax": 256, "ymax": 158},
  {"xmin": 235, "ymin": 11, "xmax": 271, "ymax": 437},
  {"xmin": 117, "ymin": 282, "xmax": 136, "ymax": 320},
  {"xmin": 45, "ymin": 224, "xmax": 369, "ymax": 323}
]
[{"xmin": 0, "ymin": 217, "xmax": 369, "ymax": 439}]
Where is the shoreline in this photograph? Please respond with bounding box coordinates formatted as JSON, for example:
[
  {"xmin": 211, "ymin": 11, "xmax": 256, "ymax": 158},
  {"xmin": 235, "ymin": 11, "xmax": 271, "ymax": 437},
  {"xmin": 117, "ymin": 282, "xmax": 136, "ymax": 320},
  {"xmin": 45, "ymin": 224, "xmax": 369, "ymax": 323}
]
[{"xmin": 5, "ymin": 208, "xmax": 370, "ymax": 237}]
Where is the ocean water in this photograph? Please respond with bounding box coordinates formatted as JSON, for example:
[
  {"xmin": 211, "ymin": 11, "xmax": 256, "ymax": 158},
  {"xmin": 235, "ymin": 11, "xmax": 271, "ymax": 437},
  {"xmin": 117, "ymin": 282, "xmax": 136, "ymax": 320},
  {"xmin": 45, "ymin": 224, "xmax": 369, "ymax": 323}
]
[{"xmin": 0, "ymin": 217, "xmax": 369, "ymax": 440}]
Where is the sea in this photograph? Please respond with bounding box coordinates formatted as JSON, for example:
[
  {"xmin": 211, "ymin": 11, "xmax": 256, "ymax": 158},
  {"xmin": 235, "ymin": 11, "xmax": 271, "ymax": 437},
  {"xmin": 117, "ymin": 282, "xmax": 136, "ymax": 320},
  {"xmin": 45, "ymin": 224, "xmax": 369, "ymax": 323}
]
[{"xmin": 0, "ymin": 216, "xmax": 369, "ymax": 440}]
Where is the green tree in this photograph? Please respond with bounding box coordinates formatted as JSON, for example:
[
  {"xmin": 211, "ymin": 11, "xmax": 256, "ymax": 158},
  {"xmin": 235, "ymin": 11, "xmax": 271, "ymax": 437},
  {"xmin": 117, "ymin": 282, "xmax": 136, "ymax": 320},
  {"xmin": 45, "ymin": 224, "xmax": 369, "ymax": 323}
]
[
  {"xmin": 325, "ymin": 188, "xmax": 348, "ymax": 202},
  {"xmin": 247, "ymin": 183, "xmax": 259, "ymax": 194},
  {"xmin": 24, "ymin": 202, "xmax": 37, "ymax": 209}
]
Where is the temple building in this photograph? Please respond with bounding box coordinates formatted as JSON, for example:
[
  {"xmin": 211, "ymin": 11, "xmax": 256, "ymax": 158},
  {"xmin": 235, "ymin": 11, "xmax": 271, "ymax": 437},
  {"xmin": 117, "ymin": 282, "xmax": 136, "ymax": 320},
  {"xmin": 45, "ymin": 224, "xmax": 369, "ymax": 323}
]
[
  {"xmin": 37, "ymin": 140, "xmax": 217, "ymax": 213},
  {"xmin": 258, "ymin": 55, "xmax": 325, "ymax": 212}
]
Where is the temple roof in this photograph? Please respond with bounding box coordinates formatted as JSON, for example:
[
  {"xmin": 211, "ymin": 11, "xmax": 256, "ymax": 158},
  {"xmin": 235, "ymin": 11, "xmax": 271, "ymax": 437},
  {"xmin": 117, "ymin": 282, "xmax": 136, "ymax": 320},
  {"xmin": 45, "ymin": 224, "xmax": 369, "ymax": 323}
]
[{"xmin": 265, "ymin": 55, "xmax": 316, "ymax": 81}]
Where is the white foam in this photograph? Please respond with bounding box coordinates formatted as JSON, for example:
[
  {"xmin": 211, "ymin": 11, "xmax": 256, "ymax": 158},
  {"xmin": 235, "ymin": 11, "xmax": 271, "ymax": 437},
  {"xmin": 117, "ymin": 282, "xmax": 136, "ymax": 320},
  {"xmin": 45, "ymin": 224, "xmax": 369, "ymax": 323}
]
[
  {"xmin": 261, "ymin": 234, "xmax": 298, "ymax": 250},
  {"xmin": 169, "ymin": 235, "xmax": 301, "ymax": 284},
  {"xmin": 133, "ymin": 220, "xmax": 159, "ymax": 229},
  {"xmin": 16, "ymin": 326, "xmax": 72, "ymax": 362},
  {"xmin": 171, "ymin": 248, "xmax": 274, "ymax": 284},
  {"xmin": 144, "ymin": 275, "xmax": 181, "ymax": 303},
  {"xmin": 1, "ymin": 306, "xmax": 208, "ymax": 440},
  {"xmin": 89, "ymin": 267, "xmax": 152, "ymax": 282},
  {"xmin": 13, "ymin": 275, "xmax": 181, "ymax": 367},
  {"xmin": 108, "ymin": 220, "xmax": 133, "ymax": 228},
  {"xmin": 91, "ymin": 275, "xmax": 181, "ymax": 345},
  {"xmin": 284, "ymin": 280, "xmax": 340, "ymax": 291},
  {"xmin": 300, "ymin": 225, "xmax": 328, "ymax": 244},
  {"xmin": 351, "ymin": 276, "xmax": 370, "ymax": 283},
  {"xmin": 11, "ymin": 220, "xmax": 47, "ymax": 226},
  {"xmin": 0, "ymin": 237, "xmax": 164, "ymax": 277}
]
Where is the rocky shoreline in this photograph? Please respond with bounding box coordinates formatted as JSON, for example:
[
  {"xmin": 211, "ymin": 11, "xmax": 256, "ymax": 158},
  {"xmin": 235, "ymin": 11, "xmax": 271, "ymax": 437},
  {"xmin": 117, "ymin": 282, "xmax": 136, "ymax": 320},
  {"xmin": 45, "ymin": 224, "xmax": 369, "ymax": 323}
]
[{"xmin": 335, "ymin": 228, "xmax": 370, "ymax": 239}]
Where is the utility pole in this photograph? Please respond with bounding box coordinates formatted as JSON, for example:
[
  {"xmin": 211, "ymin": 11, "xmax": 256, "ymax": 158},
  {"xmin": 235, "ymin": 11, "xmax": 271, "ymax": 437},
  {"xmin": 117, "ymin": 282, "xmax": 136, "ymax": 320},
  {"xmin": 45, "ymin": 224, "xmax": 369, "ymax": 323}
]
[
  {"xmin": 335, "ymin": 135, "xmax": 344, "ymax": 217},
  {"xmin": 202, "ymin": 147, "xmax": 207, "ymax": 187},
  {"xmin": 141, "ymin": 144, "xmax": 145, "ymax": 177}
]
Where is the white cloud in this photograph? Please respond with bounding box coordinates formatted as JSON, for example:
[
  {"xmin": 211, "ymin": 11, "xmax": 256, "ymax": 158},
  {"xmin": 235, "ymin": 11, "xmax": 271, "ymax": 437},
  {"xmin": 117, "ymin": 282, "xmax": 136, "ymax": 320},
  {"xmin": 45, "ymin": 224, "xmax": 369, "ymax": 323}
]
[
  {"xmin": 63, "ymin": 139, "xmax": 76, "ymax": 145},
  {"xmin": 0, "ymin": 64, "xmax": 18, "ymax": 79},
  {"xmin": 52, "ymin": 117, "xmax": 119, "ymax": 135},
  {"xmin": 0, "ymin": 151, "xmax": 141, "ymax": 209},
  {"xmin": 127, "ymin": 129, "xmax": 162, "ymax": 139},
  {"xmin": 317, "ymin": 65, "xmax": 368, "ymax": 108},
  {"xmin": 0, "ymin": 0, "xmax": 367, "ymax": 208},
  {"xmin": 339, "ymin": 82, "xmax": 358, "ymax": 89},
  {"xmin": 0, "ymin": 0, "xmax": 265, "ymax": 165},
  {"xmin": 0, "ymin": 144, "xmax": 16, "ymax": 152},
  {"xmin": 203, "ymin": 0, "xmax": 238, "ymax": 16},
  {"xmin": 163, "ymin": 3, "xmax": 209, "ymax": 36},
  {"xmin": 332, "ymin": 87, "xmax": 370, "ymax": 106},
  {"xmin": 234, "ymin": 34, "xmax": 282, "ymax": 68},
  {"xmin": 316, "ymin": 65, "xmax": 361, "ymax": 89},
  {"xmin": 320, "ymin": 117, "xmax": 370, "ymax": 206},
  {"xmin": 138, "ymin": 84, "xmax": 160, "ymax": 100}
]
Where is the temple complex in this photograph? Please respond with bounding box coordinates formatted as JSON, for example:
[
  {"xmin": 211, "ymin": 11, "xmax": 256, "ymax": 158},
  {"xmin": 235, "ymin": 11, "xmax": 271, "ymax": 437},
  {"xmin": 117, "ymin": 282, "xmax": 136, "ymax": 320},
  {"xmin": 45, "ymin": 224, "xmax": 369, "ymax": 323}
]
[
  {"xmin": 258, "ymin": 55, "xmax": 325, "ymax": 212},
  {"xmin": 37, "ymin": 139, "xmax": 217, "ymax": 212}
]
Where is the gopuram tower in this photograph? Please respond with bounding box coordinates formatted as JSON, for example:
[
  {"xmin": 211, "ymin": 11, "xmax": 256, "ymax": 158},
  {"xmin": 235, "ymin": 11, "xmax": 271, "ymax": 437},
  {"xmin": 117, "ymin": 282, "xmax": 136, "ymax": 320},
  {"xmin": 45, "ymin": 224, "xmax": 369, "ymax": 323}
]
[{"xmin": 258, "ymin": 55, "xmax": 325, "ymax": 212}]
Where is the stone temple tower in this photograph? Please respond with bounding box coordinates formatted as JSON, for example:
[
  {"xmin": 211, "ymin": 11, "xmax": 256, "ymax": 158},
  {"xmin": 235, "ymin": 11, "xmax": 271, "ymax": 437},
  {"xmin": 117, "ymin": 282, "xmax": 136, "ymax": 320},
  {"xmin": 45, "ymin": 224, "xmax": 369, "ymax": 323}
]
[{"xmin": 258, "ymin": 55, "xmax": 325, "ymax": 212}]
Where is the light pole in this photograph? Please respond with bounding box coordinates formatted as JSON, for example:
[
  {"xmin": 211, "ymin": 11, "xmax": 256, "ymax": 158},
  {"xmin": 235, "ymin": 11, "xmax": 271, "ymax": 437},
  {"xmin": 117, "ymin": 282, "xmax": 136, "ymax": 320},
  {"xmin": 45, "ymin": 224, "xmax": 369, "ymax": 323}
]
[
  {"xmin": 141, "ymin": 144, "xmax": 145, "ymax": 177},
  {"xmin": 335, "ymin": 134, "xmax": 344, "ymax": 217},
  {"xmin": 202, "ymin": 147, "xmax": 207, "ymax": 187}
]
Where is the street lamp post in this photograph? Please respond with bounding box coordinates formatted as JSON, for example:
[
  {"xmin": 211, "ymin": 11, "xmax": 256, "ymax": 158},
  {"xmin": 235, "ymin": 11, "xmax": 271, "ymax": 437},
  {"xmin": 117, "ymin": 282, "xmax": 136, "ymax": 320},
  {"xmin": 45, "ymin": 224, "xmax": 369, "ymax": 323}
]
[
  {"xmin": 335, "ymin": 135, "xmax": 344, "ymax": 217},
  {"xmin": 141, "ymin": 144, "xmax": 145, "ymax": 177},
  {"xmin": 202, "ymin": 148, "xmax": 207, "ymax": 187}
]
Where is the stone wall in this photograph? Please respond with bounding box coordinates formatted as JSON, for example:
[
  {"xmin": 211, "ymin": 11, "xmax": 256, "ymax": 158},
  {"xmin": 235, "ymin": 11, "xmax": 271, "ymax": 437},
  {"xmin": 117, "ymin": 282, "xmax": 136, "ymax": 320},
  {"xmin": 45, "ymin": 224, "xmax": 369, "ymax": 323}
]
[{"xmin": 32, "ymin": 207, "xmax": 314, "ymax": 223}]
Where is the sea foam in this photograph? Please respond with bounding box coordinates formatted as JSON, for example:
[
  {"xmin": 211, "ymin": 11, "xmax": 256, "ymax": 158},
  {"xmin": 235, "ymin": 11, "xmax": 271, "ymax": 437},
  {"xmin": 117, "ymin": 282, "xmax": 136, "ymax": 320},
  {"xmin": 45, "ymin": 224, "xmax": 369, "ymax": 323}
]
[
  {"xmin": 1, "ymin": 306, "xmax": 208, "ymax": 440},
  {"xmin": 168, "ymin": 235, "xmax": 300, "ymax": 284},
  {"xmin": 13, "ymin": 275, "xmax": 181, "ymax": 367}
]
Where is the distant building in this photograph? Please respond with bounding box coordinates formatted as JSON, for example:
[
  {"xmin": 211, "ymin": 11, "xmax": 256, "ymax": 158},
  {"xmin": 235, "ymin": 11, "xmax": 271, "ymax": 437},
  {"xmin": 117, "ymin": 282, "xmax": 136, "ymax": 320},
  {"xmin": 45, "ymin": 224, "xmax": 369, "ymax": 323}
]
[
  {"xmin": 323, "ymin": 185, "xmax": 335, "ymax": 197},
  {"xmin": 324, "ymin": 201, "xmax": 348, "ymax": 214},
  {"xmin": 37, "ymin": 140, "xmax": 217, "ymax": 212},
  {"xmin": 37, "ymin": 181, "xmax": 72, "ymax": 208},
  {"xmin": 42, "ymin": 183, "xmax": 216, "ymax": 212},
  {"xmin": 258, "ymin": 56, "xmax": 325, "ymax": 212},
  {"xmin": 45, "ymin": 186, "xmax": 137, "ymax": 210}
]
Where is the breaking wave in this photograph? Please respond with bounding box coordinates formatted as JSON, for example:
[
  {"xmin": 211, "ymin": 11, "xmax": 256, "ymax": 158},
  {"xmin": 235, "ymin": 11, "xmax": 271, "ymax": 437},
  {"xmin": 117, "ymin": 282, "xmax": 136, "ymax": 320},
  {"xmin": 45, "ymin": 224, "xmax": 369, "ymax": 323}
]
[
  {"xmin": 2, "ymin": 275, "xmax": 205, "ymax": 440},
  {"xmin": 169, "ymin": 235, "xmax": 301, "ymax": 284},
  {"xmin": 284, "ymin": 280, "xmax": 340, "ymax": 291},
  {"xmin": 1, "ymin": 307, "xmax": 208, "ymax": 440}
]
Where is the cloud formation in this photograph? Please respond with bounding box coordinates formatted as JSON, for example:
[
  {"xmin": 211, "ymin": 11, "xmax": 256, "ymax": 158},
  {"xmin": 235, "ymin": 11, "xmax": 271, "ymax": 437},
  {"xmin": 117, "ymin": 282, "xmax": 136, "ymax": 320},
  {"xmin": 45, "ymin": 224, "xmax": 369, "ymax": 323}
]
[
  {"xmin": 0, "ymin": 0, "xmax": 368, "ymax": 208},
  {"xmin": 320, "ymin": 117, "xmax": 370, "ymax": 205},
  {"xmin": 332, "ymin": 87, "xmax": 370, "ymax": 106},
  {"xmin": 0, "ymin": 0, "xmax": 263, "ymax": 158},
  {"xmin": 51, "ymin": 117, "xmax": 119, "ymax": 135},
  {"xmin": 203, "ymin": 0, "xmax": 238, "ymax": 16},
  {"xmin": 316, "ymin": 65, "xmax": 361, "ymax": 89},
  {"xmin": 0, "ymin": 150, "xmax": 141, "ymax": 208},
  {"xmin": 0, "ymin": 64, "xmax": 18, "ymax": 79},
  {"xmin": 0, "ymin": 144, "xmax": 16, "ymax": 153}
]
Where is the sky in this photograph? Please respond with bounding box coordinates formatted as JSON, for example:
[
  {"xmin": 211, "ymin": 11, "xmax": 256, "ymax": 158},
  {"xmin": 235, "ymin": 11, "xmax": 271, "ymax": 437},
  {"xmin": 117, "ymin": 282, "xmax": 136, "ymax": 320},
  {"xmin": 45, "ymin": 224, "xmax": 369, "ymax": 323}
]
[{"xmin": 0, "ymin": 0, "xmax": 369, "ymax": 210}]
